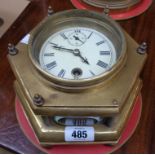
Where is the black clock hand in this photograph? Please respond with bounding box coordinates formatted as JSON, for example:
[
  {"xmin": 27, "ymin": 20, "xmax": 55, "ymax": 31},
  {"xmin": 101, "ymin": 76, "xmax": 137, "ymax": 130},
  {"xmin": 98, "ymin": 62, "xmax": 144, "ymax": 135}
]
[
  {"xmin": 52, "ymin": 45, "xmax": 73, "ymax": 53},
  {"xmin": 52, "ymin": 45, "xmax": 89, "ymax": 65},
  {"xmin": 74, "ymin": 49, "xmax": 89, "ymax": 65},
  {"xmin": 73, "ymin": 36, "xmax": 84, "ymax": 44},
  {"xmin": 49, "ymin": 42, "xmax": 58, "ymax": 46}
]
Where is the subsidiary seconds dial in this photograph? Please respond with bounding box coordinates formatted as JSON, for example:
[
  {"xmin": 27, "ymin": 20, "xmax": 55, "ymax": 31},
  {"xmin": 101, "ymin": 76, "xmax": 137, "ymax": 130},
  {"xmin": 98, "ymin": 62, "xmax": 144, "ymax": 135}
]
[
  {"xmin": 39, "ymin": 27, "xmax": 116, "ymax": 80},
  {"xmin": 68, "ymin": 30, "xmax": 87, "ymax": 46}
]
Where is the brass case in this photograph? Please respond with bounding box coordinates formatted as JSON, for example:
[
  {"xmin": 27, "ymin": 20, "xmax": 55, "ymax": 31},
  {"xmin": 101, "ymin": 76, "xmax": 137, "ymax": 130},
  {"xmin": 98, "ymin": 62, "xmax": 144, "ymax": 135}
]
[{"xmin": 8, "ymin": 31, "xmax": 146, "ymax": 145}]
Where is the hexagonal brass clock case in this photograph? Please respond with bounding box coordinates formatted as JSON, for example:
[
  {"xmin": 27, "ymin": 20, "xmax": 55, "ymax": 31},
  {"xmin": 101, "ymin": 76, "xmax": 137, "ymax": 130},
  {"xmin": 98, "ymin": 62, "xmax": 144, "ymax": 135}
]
[{"xmin": 8, "ymin": 9, "xmax": 147, "ymax": 145}]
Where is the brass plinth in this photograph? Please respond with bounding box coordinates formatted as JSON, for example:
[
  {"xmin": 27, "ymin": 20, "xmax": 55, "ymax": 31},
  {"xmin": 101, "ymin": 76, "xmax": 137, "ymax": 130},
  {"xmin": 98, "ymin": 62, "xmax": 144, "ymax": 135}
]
[{"xmin": 14, "ymin": 79, "xmax": 141, "ymax": 145}]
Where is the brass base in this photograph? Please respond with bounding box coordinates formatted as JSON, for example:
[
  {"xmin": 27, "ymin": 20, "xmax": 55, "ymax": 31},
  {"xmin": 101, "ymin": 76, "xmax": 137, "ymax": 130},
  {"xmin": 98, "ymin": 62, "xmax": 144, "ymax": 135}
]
[
  {"xmin": 15, "ymin": 96, "xmax": 142, "ymax": 153},
  {"xmin": 14, "ymin": 78, "xmax": 141, "ymax": 145}
]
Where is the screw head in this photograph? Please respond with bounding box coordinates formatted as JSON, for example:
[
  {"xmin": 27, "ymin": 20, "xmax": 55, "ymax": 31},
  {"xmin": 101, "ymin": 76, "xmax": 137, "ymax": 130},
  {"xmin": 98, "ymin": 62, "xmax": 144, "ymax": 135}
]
[
  {"xmin": 104, "ymin": 5, "xmax": 110, "ymax": 16},
  {"xmin": 8, "ymin": 43, "xmax": 18, "ymax": 55},
  {"xmin": 137, "ymin": 42, "xmax": 147, "ymax": 55},
  {"xmin": 112, "ymin": 99, "xmax": 119, "ymax": 105},
  {"xmin": 48, "ymin": 6, "xmax": 54, "ymax": 16},
  {"xmin": 33, "ymin": 94, "xmax": 44, "ymax": 106}
]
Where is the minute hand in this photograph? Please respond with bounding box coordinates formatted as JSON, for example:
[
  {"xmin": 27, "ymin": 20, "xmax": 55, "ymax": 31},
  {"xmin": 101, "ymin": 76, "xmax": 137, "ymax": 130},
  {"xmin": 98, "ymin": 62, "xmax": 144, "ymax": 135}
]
[
  {"xmin": 52, "ymin": 46, "xmax": 74, "ymax": 53},
  {"xmin": 52, "ymin": 46, "xmax": 89, "ymax": 65}
]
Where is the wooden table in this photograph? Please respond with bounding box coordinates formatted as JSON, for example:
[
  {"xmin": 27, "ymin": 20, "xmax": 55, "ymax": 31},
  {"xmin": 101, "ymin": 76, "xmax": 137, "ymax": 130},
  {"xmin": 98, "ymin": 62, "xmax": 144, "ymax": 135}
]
[{"xmin": 0, "ymin": 0, "xmax": 155, "ymax": 153}]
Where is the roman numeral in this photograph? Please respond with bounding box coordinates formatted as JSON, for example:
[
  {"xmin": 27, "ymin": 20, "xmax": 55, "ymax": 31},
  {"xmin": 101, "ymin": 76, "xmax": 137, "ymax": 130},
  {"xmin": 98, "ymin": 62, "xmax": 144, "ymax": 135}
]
[
  {"xmin": 60, "ymin": 33, "xmax": 68, "ymax": 40},
  {"xmin": 89, "ymin": 70, "xmax": 95, "ymax": 76},
  {"xmin": 46, "ymin": 61, "xmax": 57, "ymax": 70},
  {"xmin": 58, "ymin": 69, "xmax": 66, "ymax": 78},
  {"xmin": 100, "ymin": 51, "xmax": 110, "ymax": 55},
  {"xmin": 75, "ymin": 29, "xmax": 81, "ymax": 33},
  {"xmin": 96, "ymin": 41, "xmax": 105, "ymax": 46},
  {"xmin": 88, "ymin": 32, "xmax": 93, "ymax": 39},
  {"xmin": 44, "ymin": 53, "xmax": 55, "ymax": 56},
  {"xmin": 97, "ymin": 60, "xmax": 108, "ymax": 68}
]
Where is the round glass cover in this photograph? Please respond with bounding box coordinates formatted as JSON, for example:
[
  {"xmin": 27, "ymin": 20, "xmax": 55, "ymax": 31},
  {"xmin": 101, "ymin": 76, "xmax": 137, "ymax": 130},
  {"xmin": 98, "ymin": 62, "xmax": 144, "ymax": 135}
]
[
  {"xmin": 39, "ymin": 27, "xmax": 117, "ymax": 80},
  {"xmin": 29, "ymin": 10, "xmax": 126, "ymax": 89}
]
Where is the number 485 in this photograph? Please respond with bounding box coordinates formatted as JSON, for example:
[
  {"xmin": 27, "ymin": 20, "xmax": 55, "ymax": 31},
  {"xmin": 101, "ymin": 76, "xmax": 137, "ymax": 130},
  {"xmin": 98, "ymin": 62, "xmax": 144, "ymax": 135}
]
[{"xmin": 72, "ymin": 130, "xmax": 88, "ymax": 139}]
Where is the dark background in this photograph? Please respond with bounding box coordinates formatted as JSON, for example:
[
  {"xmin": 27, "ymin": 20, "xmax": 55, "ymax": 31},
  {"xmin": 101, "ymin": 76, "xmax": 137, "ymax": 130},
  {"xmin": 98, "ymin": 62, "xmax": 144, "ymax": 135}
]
[{"xmin": 0, "ymin": 0, "xmax": 155, "ymax": 153}]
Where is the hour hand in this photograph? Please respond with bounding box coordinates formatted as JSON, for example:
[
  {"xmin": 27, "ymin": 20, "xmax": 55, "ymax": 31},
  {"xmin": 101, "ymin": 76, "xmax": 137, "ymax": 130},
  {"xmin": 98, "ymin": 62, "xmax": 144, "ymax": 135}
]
[
  {"xmin": 74, "ymin": 49, "xmax": 90, "ymax": 65},
  {"xmin": 81, "ymin": 57, "xmax": 89, "ymax": 65},
  {"xmin": 73, "ymin": 49, "xmax": 90, "ymax": 65}
]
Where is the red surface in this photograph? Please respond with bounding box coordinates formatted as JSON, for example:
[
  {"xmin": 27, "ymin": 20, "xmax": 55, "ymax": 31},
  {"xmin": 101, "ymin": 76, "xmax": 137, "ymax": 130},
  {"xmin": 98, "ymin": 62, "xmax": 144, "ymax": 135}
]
[
  {"xmin": 15, "ymin": 95, "xmax": 142, "ymax": 154},
  {"xmin": 71, "ymin": 0, "xmax": 152, "ymax": 20}
]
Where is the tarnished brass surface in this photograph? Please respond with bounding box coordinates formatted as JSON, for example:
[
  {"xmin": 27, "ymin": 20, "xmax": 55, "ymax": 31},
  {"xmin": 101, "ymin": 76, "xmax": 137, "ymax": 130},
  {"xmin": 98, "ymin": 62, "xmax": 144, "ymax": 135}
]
[
  {"xmin": 82, "ymin": 0, "xmax": 140, "ymax": 9},
  {"xmin": 14, "ymin": 79, "xmax": 142, "ymax": 145},
  {"xmin": 8, "ymin": 32, "xmax": 147, "ymax": 116}
]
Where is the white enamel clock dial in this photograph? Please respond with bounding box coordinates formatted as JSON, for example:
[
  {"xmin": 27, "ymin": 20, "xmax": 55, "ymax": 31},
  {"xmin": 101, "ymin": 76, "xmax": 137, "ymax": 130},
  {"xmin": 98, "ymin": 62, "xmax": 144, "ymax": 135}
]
[{"xmin": 39, "ymin": 27, "xmax": 117, "ymax": 80}]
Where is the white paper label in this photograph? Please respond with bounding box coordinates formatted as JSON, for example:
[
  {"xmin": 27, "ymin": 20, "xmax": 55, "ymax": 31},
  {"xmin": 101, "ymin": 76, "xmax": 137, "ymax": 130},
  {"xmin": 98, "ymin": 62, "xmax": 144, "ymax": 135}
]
[{"xmin": 65, "ymin": 126, "xmax": 94, "ymax": 142}]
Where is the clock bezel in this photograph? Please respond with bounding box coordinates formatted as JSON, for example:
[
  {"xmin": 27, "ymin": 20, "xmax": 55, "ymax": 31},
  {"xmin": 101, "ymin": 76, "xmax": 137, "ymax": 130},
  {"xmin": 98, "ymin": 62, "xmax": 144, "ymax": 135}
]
[{"xmin": 28, "ymin": 10, "xmax": 127, "ymax": 90}]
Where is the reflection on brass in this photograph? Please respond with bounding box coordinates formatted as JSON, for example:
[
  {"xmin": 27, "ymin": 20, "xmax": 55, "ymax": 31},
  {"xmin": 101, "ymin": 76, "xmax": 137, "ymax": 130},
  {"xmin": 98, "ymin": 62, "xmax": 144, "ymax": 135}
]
[
  {"xmin": 0, "ymin": 18, "xmax": 4, "ymax": 27},
  {"xmin": 82, "ymin": 0, "xmax": 141, "ymax": 9},
  {"xmin": 7, "ymin": 9, "xmax": 147, "ymax": 146}
]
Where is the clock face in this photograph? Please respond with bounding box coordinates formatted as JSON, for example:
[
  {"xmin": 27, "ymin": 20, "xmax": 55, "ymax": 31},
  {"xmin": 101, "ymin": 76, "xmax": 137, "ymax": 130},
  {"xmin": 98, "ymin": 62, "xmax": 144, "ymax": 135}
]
[{"xmin": 39, "ymin": 27, "xmax": 117, "ymax": 80}]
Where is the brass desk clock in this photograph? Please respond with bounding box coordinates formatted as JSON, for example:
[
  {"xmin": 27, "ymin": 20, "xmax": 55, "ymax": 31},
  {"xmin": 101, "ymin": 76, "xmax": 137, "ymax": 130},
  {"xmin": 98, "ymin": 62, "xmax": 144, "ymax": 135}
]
[
  {"xmin": 71, "ymin": 0, "xmax": 152, "ymax": 20},
  {"xmin": 8, "ymin": 9, "xmax": 147, "ymax": 146}
]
